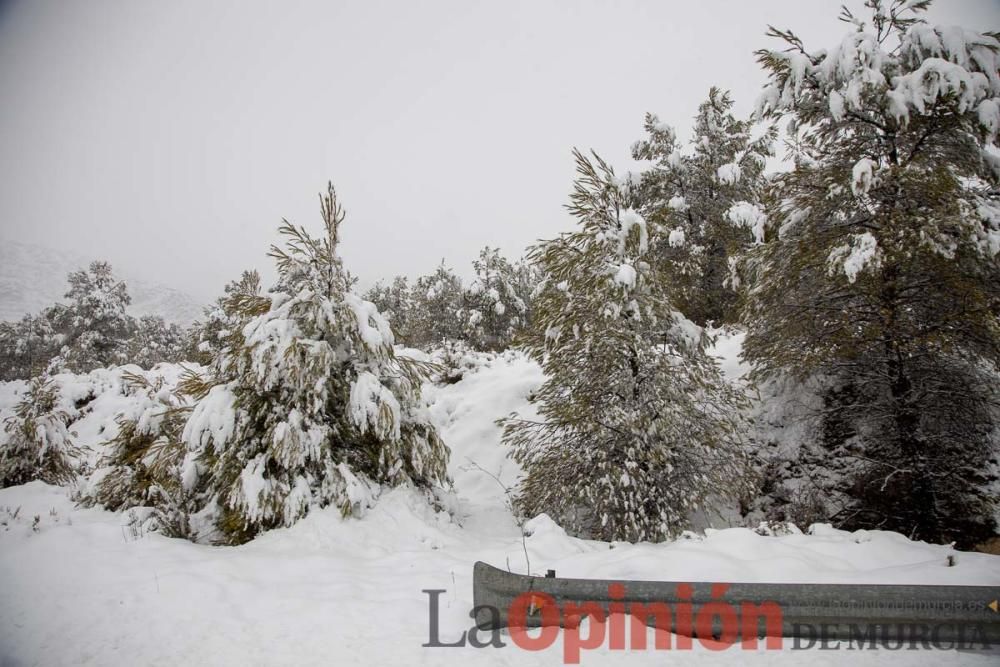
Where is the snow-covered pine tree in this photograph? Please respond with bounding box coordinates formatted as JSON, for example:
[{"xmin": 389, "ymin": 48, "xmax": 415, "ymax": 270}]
[
  {"xmin": 0, "ymin": 307, "xmax": 63, "ymax": 381},
  {"xmin": 1, "ymin": 376, "xmax": 78, "ymax": 488},
  {"xmin": 126, "ymin": 315, "xmax": 187, "ymax": 369},
  {"xmin": 364, "ymin": 276, "xmax": 414, "ymax": 344},
  {"xmin": 501, "ymin": 149, "xmax": 750, "ymax": 542},
  {"xmin": 631, "ymin": 88, "xmax": 774, "ymax": 326},
  {"xmin": 0, "ymin": 322, "xmax": 19, "ymax": 381},
  {"xmin": 511, "ymin": 256, "xmax": 542, "ymax": 336},
  {"xmin": 743, "ymin": 0, "xmax": 1000, "ymax": 545},
  {"xmin": 185, "ymin": 270, "xmax": 269, "ymax": 366},
  {"xmin": 408, "ymin": 261, "xmax": 465, "ymax": 348},
  {"xmin": 183, "ymin": 184, "xmax": 450, "ymax": 543},
  {"xmin": 462, "ymin": 247, "xmax": 526, "ymax": 350},
  {"xmin": 54, "ymin": 261, "xmax": 133, "ymax": 374}
]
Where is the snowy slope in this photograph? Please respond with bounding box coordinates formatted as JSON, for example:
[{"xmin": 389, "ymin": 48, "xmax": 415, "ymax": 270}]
[
  {"xmin": 0, "ymin": 240, "xmax": 204, "ymax": 325},
  {"xmin": 0, "ymin": 349, "xmax": 998, "ymax": 665}
]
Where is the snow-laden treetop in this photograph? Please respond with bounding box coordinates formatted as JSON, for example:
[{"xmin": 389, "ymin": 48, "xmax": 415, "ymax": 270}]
[{"xmin": 756, "ymin": 1, "xmax": 999, "ymax": 145}]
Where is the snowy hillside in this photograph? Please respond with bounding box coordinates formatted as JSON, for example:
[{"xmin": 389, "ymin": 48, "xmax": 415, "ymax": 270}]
[
  {"xmin": 0, "ymin": 241, "xmax": 204, "ymax": 325},
  {"xmin": 1, "ymin": 347, "xmax": 997, "ymax": 665}
]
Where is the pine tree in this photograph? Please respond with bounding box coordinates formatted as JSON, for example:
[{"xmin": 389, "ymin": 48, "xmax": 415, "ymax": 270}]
[
  {"xmin": 743, "ymin": 0, "xmax": 1000, "ymax": 545},
  {"xmin": 631, "ymin": 88, "xmax": 774, "ymax": 325},
  {"xmin": 0, "ymin": 261, "xmax": 178, "ymax": 379},
  {"xmin": 183, "ymin": 184, "xmax": 450, "ymax": 543},
  {"xmin": 511, "ymin": 256, "xmax": 542, "ymax": 333},
  {"xmin": 461, "ymin": 247, "xmax": 527, "ymax": 350},
  {"xmin": 501, "ymin": 150, "xmax": 750, "ymax": 542},
  {"xmin": 408, "ymin": 261, "xmax": 465, "ymax": 348},
  {"xmin": 54, "ymin": 261, "xmax": 133, "ymax": 373},
  {"xmin": 126, "ymin": 315, "xmax": 187, "ymax": 369},
  {"xmin": 1, "ymin": 377, "xmax": 78, "ymax": 488},
  {"xmin": 0, "ymin": 307, "xmax": 63, "ymax": 381},
  {"xmin": 364, "ymin": 276, "xmax": 414, "ymax": 344},
  {"xmin": 186, "ymin": 270, "xmax": 268, "ymax": 366}
]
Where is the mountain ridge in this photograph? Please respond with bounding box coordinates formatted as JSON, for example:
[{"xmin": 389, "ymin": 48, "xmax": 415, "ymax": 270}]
[{"xmin": 0, "ymin": 241, "xmax": 205, "ymax": 326}]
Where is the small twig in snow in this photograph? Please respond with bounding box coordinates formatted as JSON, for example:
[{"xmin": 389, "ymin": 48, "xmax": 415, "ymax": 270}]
[{"xmin": 463, "ymin": 457, "xmax": 531, "ymax": 576}]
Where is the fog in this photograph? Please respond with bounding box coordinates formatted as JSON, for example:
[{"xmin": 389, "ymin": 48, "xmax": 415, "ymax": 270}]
[{"xmin": 0, "ymin": 0, "xmax": 995, "ymax": 301}]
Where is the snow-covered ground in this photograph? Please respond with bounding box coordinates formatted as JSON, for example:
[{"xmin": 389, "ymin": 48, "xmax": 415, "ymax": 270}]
[{"xmin": 1, "ymin": 346, "xmax": 998, "ymax": 665}]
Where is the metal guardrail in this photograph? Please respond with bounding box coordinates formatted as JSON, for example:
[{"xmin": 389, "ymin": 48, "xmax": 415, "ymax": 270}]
[{"xmin": 473, "ymin": 561, "xmax": 1000, "ymax": 644}]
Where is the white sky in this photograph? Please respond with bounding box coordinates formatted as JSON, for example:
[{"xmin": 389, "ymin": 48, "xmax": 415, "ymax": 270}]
[{"xmin": 0, "ymin": 0, "xmax": 996, "ymax": 302}]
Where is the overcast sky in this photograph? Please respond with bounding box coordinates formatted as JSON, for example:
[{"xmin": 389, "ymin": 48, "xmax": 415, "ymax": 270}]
[{"xmin": 0, "ymin": 0, "xmax": 996, "ymax": 302}]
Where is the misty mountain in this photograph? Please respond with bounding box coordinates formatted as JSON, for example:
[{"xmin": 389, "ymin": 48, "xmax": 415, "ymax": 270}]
[{"xmin": 0, "ymin": 241, "xmax": 204, "ymax": 326}]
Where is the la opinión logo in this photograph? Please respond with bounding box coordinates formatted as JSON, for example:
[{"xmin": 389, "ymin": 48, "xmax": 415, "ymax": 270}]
[{"xmin": 423, "ymin": 582, "xmax": 783, "ymax": 663}]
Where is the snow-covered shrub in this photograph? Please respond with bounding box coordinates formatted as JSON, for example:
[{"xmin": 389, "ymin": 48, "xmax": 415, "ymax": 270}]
[
  {"xmin": 429, "ymin": 340, "xmax": 484, "ymax": 384},
  {"xmin": 0, "ymin": 377, "xmax": 79, "ymax": 488},
  {"xmin": 752, "ymin": 520, "xmax": 802, "ymax": 537},
  {"xmin": 86, "ymin": 371, "xmax": 195, "ymax": 537},
  {"xmin": 184, "ymin": 184, "xmax": 450, "ymax": 543}
]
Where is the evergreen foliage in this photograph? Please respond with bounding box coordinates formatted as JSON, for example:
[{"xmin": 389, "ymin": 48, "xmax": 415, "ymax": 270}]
[
  {"xmin": 185, "ymin": 270, "xmax": 268, "ymax": 366},
  {"xmin": 743, "ymin": 0, "xmax": 1000, "ymax": 546},
  {"xmin": 461, "ymin": 247, "xmax": 528, "ymax": 350},
  {"xmin": 126, "ymin": 315, "xmax": 187, "ymax": 369},
  {"xmin": 631, "ymin": 88, "xmax": 774, "ymax": 325},
  {"xmin": 409, "ymin": 261, "xmax": 465, "ymax": 347},
  {"xmin": 364, "ymin": 250, "xmax": 539, "ymax": 352},
  {"xmin": 510, "ymin": 256, "xmax": 543, "ymax": 333},
  {"xmin": 183, "ymin": 184, "xmax": 450, "ymax": 543},
  {"xmin": 1, "ymin": 377, "xmax": 78, "ymax": 488},
  {"xmin": 0, "ymin": 308, "xmax": 63, "ymax": 381},
  {"xmin": 364, "ymin": 276, "xmax": 414, "ymax": 344},
  {"xmin": 54, "ymin": 261, "xmax": 133, "ymax": 373},
  {"xmin": 501, "ymin": 149, "xmax": 750, "ymax": 542},
  {"xmin": 88, "ymin": 371, "xmax": 195, "ymax": 536},
  {"xmin": 0, "ymin": 262, "xmax": 190, "ymax": 379}
]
